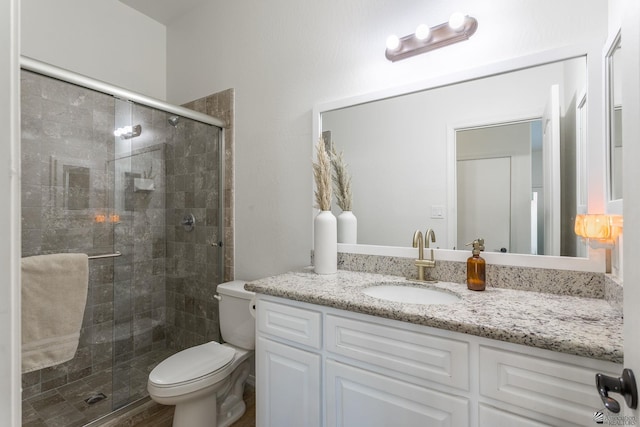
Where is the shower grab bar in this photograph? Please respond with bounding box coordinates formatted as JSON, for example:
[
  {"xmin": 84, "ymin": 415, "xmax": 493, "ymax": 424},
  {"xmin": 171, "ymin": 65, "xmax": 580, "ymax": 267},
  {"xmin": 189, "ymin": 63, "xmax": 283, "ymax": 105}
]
[{"xmin": 88, "ymin": 251, "xmax": 122, "ymax": 260}]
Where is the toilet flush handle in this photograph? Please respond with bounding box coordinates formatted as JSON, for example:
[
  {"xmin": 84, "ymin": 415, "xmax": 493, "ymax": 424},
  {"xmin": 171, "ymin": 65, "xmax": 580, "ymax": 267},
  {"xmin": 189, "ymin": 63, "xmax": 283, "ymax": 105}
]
[{"xmin": 214, "ymin": 294, "xmax": 222, "ymax": 301}]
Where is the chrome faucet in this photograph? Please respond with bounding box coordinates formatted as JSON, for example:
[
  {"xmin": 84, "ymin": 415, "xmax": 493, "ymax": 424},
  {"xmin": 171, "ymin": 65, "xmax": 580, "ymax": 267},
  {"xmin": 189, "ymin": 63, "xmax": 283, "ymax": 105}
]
[{"xmin": 412, "ymin": 230, "xmax": 436, "ymax": 281}]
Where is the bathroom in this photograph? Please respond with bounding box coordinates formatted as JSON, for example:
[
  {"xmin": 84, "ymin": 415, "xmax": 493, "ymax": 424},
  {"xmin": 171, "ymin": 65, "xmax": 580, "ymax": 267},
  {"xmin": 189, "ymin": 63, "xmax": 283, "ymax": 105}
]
[{"xmin": 1, "ymin": 0, "xmax": 640, "ymax": 426}]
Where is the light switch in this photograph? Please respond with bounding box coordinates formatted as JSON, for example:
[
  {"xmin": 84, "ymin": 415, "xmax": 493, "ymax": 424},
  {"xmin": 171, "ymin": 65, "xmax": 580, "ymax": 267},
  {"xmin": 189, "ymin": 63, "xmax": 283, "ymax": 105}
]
[{"xmin": 431, "ymin": 205, "xmax": 445, "ymax": 219}]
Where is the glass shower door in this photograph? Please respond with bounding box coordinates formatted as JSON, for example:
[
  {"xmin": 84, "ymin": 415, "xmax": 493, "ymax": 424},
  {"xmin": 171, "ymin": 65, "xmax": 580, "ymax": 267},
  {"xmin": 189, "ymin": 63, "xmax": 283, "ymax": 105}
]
[{"xmin": 110, "ymin": 98, "xmax": 225, "ymax": 410}]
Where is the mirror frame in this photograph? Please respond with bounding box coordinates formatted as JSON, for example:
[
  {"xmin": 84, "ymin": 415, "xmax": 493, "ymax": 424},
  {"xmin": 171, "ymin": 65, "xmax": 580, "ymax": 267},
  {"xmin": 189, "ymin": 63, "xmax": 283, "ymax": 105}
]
[
  {"xmin": 605, "ymin": 29, "xmax": 623, "ymax": 214},
  {"xmin": 313, "ymin": 44, "xmax": 606, "ymax": 272}
]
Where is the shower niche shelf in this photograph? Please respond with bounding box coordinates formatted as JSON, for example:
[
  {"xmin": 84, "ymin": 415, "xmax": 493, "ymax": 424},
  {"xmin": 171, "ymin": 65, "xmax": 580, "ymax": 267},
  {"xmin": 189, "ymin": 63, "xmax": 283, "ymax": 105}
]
[{"xmin": 133, "ymin": 178, "xmax": 155, "ymax": 192}]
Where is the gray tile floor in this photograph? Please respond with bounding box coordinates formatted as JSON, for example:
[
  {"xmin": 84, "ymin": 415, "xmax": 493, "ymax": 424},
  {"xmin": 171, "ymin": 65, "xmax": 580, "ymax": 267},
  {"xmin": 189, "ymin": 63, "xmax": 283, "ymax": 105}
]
[{"xmin": 22, "ymin": 348, "xmax": 176, "ymax": 427}]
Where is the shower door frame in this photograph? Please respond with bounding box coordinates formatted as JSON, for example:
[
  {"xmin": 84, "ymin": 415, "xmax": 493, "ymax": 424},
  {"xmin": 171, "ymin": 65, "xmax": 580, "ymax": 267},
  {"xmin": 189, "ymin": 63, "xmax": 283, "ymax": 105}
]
[
  {"xmin": 19, "ymin": 55, "xmax": 228, "ymax": 422},
  {"xmin": 20, "ymin": 56, "xmax": 225, "ymax": 129}
]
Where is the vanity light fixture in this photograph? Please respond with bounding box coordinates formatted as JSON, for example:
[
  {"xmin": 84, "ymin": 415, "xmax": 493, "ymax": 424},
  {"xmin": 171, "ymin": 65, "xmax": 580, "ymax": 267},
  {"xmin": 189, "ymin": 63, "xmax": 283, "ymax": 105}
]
[
  {"xmin": 385, "ymin": 13, "xmax": 478, "ymax": 62},
  {"xmin": 574, "ymin": 214, "xmax": 623, "ymax": 248}
]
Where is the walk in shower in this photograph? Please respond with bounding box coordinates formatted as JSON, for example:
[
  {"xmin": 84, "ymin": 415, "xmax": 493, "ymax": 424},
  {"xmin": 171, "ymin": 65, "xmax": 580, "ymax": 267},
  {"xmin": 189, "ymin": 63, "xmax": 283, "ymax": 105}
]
[{"xmin": 20, "ymin": 59, "xmax": 226, "ymax": 426}]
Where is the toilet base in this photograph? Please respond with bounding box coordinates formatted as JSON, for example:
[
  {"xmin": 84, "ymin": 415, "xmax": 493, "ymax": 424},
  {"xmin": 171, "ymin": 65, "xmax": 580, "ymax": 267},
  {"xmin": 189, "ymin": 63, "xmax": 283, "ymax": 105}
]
[
  {"xmin": 216, "ymin": 359, "xmax": 250, "ymax": 427},
  {"xmin": 165, "ymin": 357, "xmax": 251, "ymax": 427},
  {"xmin": 173, "ymin": 387, "xmax": 220, "ymax": 427}
]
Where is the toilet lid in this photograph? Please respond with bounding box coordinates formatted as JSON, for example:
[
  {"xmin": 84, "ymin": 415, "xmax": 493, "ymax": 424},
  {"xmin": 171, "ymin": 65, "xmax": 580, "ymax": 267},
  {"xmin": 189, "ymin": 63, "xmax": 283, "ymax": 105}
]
[{"xmin": 149, "ymin": 342, "xmax": 235, "ymax": 387}]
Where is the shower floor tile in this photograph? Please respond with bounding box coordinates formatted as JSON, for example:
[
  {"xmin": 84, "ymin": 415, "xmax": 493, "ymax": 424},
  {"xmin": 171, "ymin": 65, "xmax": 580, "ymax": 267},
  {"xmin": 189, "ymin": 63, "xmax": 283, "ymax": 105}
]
[{"xmin": 23, "ymin": 347, "xmax": 177, "ymax": 426}]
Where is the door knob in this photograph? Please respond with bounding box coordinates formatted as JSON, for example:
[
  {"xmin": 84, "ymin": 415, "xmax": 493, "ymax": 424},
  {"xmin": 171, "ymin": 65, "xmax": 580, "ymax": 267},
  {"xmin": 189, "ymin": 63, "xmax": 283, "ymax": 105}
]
[{"xmin": 595, "ymin": 369, "xmax": 638, "ymax": 413}]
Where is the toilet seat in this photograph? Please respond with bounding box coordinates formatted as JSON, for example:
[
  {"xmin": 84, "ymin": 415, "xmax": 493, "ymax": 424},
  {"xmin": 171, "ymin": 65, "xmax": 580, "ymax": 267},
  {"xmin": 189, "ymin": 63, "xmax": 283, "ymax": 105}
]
[{"xmin": 149, "ymin": 342, "xmax": 235, "ymax": 389}]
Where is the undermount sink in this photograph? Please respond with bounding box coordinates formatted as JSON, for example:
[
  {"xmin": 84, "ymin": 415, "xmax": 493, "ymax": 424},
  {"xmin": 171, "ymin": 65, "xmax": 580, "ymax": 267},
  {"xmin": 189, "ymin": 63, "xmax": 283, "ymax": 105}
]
[{"xmin": 362, "ymin": 283, "xmax": 460, "ymax": 305}]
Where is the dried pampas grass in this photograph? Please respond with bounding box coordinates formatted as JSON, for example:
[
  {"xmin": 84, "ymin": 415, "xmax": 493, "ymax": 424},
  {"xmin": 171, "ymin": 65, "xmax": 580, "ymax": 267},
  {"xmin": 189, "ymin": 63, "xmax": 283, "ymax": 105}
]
[
  {"xmin": 331, "ymin": 146, "xmax": 352, "ymax": 211},
  {"xmin": 313, "ymin": 138, "xmax": 332, "ymax": 211}
]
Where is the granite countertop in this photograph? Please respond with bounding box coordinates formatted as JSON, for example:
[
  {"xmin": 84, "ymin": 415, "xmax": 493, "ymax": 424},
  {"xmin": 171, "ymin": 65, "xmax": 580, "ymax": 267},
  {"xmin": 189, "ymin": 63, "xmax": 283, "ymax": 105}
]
[{"xmin": 245, "ymin": 268, "xmax": 623, "ymax": 364}]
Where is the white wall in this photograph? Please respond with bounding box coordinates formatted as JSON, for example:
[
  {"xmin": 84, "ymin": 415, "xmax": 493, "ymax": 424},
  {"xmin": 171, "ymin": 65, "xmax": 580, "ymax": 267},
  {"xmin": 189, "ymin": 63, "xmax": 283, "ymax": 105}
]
[
  {"xmin": 166, "ymin": 1, "xmax": 607, "ymax": 279},
  {"xmin": 21, "ymin": 0, "xmax": 167, "ymax": 100}
]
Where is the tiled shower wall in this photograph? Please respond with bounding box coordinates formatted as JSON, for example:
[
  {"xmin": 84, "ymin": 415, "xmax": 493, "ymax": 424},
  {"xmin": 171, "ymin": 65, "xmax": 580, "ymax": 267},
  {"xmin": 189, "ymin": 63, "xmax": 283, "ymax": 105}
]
[
  {"xmin": 164, "ymin": 116, "xmax": 225, "ymax": 350},
  {"xmin": 164, "ymin": 89, "xmax": 235, "ymax": 351},
  {"xmin": 183, "ymin": 89, "xmax": 235, "ymax": 282}
]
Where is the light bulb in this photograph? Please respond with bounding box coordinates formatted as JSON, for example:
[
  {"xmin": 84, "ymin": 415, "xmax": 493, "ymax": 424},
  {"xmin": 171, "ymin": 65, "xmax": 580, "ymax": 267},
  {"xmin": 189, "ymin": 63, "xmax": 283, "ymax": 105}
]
[
  {"xmin": 415, "ymin": 24, "xmax": 431, "ymax": 41},
  {"xmin": 386, "ymin": 34, "xmax": 400, "ymax": 51},
  {"xmin": 448, "ymin": 12, "xmax": 466, "ymax": 31},
  {"xmin": 114, "ymin": 125, "xmax": 133, "ymax": 137}
]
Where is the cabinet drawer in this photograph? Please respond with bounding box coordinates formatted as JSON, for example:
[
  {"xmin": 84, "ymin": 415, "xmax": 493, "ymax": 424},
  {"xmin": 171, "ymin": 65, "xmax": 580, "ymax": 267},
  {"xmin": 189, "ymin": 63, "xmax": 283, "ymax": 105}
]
[
  {"xmin": 326, "ymin": 314, "xmax": 469, "ymax": 390},
  {"xmin": 480, "ymin": 346, "xmax": 614, "ymax": 426},
  {"xmin": 326, "ymin": 359, "xmax": 469, "ymax": 427},
  {"xmin": 479, "ymin": 404, "xmax": 551, "ymax": 427},
  {"xmin": 257, "ymin": 299, "xmax": 322, "ymax": 349}
]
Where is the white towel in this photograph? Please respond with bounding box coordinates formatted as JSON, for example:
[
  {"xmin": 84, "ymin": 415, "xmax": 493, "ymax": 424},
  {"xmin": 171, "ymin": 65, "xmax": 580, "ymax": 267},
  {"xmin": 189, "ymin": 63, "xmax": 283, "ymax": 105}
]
[{"xmin": 21, "ymin": 253, "xmax": 89, "ymax": 373}]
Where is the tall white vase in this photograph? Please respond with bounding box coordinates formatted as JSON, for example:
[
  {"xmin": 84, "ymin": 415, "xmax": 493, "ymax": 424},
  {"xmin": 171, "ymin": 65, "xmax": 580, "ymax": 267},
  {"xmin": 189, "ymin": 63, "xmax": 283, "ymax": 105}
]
[
  {"xmin": 314, "ymin": 210, "xmax": 337, "ymax": 274},
  {"xmin": 337, "ymin": 211, "xmax": 357, "ymax": 244}
]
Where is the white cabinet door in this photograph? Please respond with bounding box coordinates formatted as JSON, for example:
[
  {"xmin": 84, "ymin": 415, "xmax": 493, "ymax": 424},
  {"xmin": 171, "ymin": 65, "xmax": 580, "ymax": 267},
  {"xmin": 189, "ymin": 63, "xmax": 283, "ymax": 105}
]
[
  {"xmin": 326, "ymin": 359, "xmax": 469, "ymax": 427},
  {"xmin": 256, "ymin": 337, "xmax": 321, "ymax": 427}
]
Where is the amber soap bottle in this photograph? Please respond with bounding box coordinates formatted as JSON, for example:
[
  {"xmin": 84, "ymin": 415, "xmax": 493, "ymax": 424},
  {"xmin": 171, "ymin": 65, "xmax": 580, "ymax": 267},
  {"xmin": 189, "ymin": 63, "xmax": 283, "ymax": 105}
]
[{"xmin": 467, "ymin": 238, "xmax": 486, "ymax": 291}]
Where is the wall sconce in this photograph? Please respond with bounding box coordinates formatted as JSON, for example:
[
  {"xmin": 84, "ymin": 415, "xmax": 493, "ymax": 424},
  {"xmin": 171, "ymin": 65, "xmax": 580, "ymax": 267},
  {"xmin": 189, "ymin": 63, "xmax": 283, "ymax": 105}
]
[
  {"xmin": 385, "ymin": 13, "xmax": 478, "ymax": 62},
  {"xmin": 574, "ymin": 214, "xmax": 623, "ymax": 248}
]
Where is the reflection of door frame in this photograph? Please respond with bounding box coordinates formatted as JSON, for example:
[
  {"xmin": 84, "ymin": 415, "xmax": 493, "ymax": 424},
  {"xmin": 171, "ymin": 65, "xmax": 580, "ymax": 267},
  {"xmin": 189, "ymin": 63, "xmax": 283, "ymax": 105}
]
[
  {"xmin": 447, "ymin": 113, "xmax": 541, "ymax": 253},
  {"xmin": 542, "ymin": 84, "xmax": 561, "ymax": 256},
  {"xmin": 456, "ymin": 156, "xmax": 512, "ymax": 252}
]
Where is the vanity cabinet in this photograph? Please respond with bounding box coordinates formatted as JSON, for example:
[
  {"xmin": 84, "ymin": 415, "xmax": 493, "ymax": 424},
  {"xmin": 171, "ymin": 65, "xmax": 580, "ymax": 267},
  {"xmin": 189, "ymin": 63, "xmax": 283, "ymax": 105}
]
[{"xmin": 255, "ymin": 295, "xmax": 621, "ymax": 427}]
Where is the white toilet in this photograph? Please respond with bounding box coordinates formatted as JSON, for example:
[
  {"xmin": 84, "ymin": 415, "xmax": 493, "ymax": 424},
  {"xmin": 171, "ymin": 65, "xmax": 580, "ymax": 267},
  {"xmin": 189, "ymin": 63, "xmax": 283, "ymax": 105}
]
[{"xmin": 148, "ymin": 280, "xmax": 255, "ymax": 427}]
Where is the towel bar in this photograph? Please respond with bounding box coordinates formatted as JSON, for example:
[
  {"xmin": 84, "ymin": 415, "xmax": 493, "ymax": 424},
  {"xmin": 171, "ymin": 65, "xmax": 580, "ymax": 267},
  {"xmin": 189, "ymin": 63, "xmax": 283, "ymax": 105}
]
[{"xmin": 88, "ymin": 251, "xmax": 122, "ymax": 260}]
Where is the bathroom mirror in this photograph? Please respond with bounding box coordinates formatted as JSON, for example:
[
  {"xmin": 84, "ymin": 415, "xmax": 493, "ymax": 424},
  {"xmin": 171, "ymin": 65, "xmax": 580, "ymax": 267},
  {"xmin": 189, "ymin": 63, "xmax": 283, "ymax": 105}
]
[
  {"xmin": 606, "ymin": 31, "xmax": 623, "ymax": 211},
  {"xmin": 317, "ymin": 49, "xmax": 596, "ymax": 262}
]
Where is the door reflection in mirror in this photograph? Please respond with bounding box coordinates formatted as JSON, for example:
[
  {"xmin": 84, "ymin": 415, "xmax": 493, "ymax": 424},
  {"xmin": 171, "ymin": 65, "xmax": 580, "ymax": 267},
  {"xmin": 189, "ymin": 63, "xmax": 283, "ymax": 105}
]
[
  {"xmin": 456, "ymin": 122, "xmax": 536, "ymax": 255},
  {"xmin": 607, "ymin": 34, "xmax": 623, "ymax": 202}
]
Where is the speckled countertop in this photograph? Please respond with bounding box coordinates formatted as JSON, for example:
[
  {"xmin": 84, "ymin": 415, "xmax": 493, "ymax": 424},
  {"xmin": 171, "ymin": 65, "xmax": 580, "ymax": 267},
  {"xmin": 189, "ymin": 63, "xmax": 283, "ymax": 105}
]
[{"xmin": 245, "ymin": 269, "xmax": 623, "ymax": 364}]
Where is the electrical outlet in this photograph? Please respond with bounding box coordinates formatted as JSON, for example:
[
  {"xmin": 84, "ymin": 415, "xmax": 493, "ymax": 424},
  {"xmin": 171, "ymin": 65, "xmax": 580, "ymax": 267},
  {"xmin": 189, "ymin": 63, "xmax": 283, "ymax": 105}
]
[{"xmin": 431, "ymin": 205, "xmax": 445, "ymax": 219}]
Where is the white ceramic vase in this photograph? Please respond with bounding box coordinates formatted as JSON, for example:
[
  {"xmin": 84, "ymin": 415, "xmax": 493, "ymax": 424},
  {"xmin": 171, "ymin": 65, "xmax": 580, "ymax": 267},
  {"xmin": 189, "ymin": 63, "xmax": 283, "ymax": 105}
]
[
  {"xmin": 337, "ymin": 211, "xmax": 357, "ymax": 244},
  {"xmin": 314, "ymin": 210, "xmax": 337, "ymax": 274}
]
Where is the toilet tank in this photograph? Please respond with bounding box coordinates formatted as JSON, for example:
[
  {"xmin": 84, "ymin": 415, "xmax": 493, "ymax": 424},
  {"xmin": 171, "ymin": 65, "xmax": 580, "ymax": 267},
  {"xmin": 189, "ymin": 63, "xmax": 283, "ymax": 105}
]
[{"xmin": 217, "ymin": 280, "xmax": 255, "ymax": 350}]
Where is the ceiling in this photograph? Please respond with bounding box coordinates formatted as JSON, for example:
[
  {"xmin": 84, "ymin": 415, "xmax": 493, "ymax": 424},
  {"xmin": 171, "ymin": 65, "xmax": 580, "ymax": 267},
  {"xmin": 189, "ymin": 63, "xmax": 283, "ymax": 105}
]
[{"xmin": 118, "ymin": 0, "xmax": 206, "ymax": 25}]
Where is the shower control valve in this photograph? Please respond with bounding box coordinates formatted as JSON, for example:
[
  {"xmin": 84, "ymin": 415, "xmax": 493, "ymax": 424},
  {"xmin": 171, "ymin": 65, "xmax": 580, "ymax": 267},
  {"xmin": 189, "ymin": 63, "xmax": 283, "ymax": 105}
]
[{"xmin": 181, "ymin": 213, "xmax": 195, "ymax": 232}]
